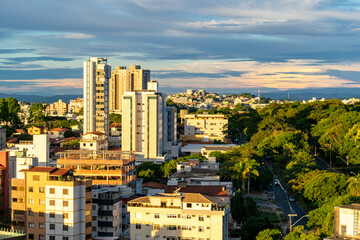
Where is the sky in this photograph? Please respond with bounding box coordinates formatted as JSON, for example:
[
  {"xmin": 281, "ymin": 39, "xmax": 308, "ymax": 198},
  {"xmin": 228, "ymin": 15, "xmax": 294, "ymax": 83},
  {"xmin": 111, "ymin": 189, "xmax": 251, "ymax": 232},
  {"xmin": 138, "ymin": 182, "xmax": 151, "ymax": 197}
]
[{"xmin": 1, "ymin": 0, "xmax": 360, "ymax": 96}]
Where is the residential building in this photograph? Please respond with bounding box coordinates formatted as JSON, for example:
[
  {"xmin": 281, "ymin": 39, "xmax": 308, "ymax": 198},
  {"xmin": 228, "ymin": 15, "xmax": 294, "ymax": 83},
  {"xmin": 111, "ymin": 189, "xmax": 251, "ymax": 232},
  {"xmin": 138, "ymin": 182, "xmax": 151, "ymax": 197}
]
[
  {"xmin": 48, "ymin": 128, "xmax": 69, "ymax": 139},
  {"xmin": 0, "ymin": 128, "xmax": 6, "ymax": 150},
  {"xmin": 69, "ymin": 98, "xmax": 83, "ymax": 114},
  {"xmin": 11, "ymin": 166, "xmax": 92, "ymax": 240},
  {"xmin": 128, "ymin": 192, "xmax": 230, "ymax": 240},
  {"xmin": 121, "ymin": 81, "xmax": 177, "ymax": 163},
  {"xmin": 79, "ymin": 132, "xmax": 108, "ymax": 153},
  {"xmin": 83, "ymin": 57, "xmax": 111, "ymax": 137},
  {"xmin": 109, "ymin": 123, "xmax": 122, "ymax": 148},
  {"xmin": 184, "ymin": 114, "xmax": 228, "ymax": 142},
  {"xmin": 332, "ymin": 204, "xmax": 360, "ymax": 239},
  {"xmin": 27, "ymin": 126, "xmax": 47, "ymax": 135},
  {"xmin": 0, "ymin": 152, "xmax": 10, "ymax": 216},
  {"xmin": 92, "ymin": 186, "xmax": 123, "ymax": 239},
  {"xmin": 109, "ymin": 65, "xmax": 150, "ymax": 113},
  {"xmin": 57, "ymin": 150, "xmax": 136, "ymax": 187},
  {"xmin": 49, "ymin": 99, "xmax": 68, "ymax": 116},
  {"xmin": 176, "ymin": 158, "xmax": 219, "ymax": 173}
]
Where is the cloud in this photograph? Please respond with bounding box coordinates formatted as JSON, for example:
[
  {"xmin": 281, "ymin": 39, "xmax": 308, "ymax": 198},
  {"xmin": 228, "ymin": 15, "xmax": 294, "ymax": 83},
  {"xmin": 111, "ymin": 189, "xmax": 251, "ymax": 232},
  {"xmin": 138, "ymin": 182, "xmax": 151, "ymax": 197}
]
[
  {"xmin": 0, "ymin": 68, "xmax": 82, "ymax": 80},
  {"xmin": 45, "ymin": 33, "xmax": 96, "ymax": 39}
]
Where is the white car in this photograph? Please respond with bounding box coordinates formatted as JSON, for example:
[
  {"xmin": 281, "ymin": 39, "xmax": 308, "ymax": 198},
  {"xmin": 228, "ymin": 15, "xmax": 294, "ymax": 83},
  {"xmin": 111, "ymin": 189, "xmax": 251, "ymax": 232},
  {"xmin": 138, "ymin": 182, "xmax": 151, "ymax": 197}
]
[
  {"xmin": 289, "ymin": 196, "xmax": 296, "ymax": 202},
  {"xmin": 274, "ymin": 179, "xmax": 280, "ymax": 185}
]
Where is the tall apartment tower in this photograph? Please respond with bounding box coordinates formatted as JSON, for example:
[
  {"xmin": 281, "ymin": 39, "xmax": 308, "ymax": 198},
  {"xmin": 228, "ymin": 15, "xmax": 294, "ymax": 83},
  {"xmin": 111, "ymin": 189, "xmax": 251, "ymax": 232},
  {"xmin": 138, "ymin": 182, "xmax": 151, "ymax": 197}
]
[
  {"xmin": 109, "ymin": 65, "xmax": 150, "ymax": 113},
  {"xmin": 11, "ymin": 166, "xmax": 92, "ymax": 240},
  {"xmin": 121, "ymin": 81, "xmax": 177, "ymax": 163},
  {"xmin": 83, "ymin": 57, "xmax": 111, "ymax": 136}
]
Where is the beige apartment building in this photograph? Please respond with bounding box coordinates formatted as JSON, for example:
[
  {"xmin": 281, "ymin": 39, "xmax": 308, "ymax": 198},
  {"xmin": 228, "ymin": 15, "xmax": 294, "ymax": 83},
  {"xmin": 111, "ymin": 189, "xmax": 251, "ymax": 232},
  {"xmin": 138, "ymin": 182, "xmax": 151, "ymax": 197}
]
[
  {"xmin": 83, "ymin": 57, "xmax": 111, "ymax": 137},
  {"xmin": 109, "ymin": 65, "xmax": 150, "ymax": 113},
  {"xmin": 49, "ymin": 99, "xmax": 68, "ymax": 116},
  {"xmin": 332, "ymin": 204, "xmax": 360, "ymax": 239},
  {"xmin": 128, "ymin": 192, "xmax": 230, "ymax": 240},
  {"xmin": 184, "ymin": 114, "xmax": 228, "ymax": 142},
  {"xmin": 11, "ymin": 166, "xmax": 92, "ymax": 240}
]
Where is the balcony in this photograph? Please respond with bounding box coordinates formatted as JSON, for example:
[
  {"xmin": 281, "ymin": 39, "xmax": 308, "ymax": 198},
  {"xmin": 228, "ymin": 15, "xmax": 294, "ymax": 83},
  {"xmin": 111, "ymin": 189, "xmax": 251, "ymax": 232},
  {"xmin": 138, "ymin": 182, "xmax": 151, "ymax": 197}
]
[{"xmin": 98, "ymin": 221, "xmax": 113, "ymax": 227}]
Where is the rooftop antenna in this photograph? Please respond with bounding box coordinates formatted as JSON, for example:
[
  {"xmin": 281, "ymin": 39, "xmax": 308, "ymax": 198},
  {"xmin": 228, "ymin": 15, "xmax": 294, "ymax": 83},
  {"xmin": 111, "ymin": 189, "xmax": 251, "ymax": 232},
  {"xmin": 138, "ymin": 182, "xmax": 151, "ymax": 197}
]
[{"xmin": 173, "ymin": 187, "xmax": 181, "ymax": 194}]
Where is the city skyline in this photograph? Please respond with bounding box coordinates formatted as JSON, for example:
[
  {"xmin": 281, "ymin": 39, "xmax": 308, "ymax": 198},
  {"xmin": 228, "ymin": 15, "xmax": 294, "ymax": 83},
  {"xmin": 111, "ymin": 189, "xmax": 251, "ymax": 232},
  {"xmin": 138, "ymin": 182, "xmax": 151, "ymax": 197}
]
[{"xmin": 1, "ymin": 0, "xmax": 360, "ymax": 95}]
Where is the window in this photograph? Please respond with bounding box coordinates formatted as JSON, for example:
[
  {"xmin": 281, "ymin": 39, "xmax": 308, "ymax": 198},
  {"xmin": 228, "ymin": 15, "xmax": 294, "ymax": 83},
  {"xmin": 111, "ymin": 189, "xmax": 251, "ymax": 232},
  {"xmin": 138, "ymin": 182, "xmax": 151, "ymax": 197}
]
[
  {"xmin": 135, "ymin": 235, "xmax": 141, "ymax": 240},
  {"xmin": 39, "ymin": 199, "xmax": 44, "ymax": 205},
  {"xmin": 136, "ymin": 224, "xmax": 141, "ymax": 229},
  {"xmin": 199, "ymin": 215, "xmax": 204, "ymax": 221},
  {"xmin": 50, "ymin": 224, "xmax": 55, "ymax": 230},
  {"xmin": 154, "ymin": 213, "xmax": 160, "ymax": 219},
  {"xmin": 63, "ymin": 225, "xmax": 68, "ymax": 231},
  {"xmin": 168, "ymin": 225, "xmax": 177, "ymax": 230},
  {"xmin": 28, "ymin": 187, "xmax": 33, "ymax": 192},
  {"xmin": 167, "ymin": 214, "xmax": 177, "ymax": 218},
  {"xmin": 199, "ymin": 226, "xmax": 204, "ymax": 232},
  {"xmin": 39, "ymin": 211, "xmax": 45, "ymax": 217},
  {"xmin": 28, "ymin": 234, "xmax": 34, "ymax": 240},
  {"xmin": 33, "ymin": 175, "xmax": 40, "ymax": 181},
  {"xmin": 186, "ymin": 203, "xmax": 192, "ymax": 208},
  {"xmin": 50, "ymin": 188, "xmax": 55, "ymax": 194},
  {"xmin": 63, "ymin": 201, "xmax": 68, "ymax": 207},
  {"xmin": 50, "ymin": 236, "xmax": 55, "ymax": 240},
  {"xmin": 63, "ymin": 189, "xmax": 68, "ymax": 195},
  {"xmin": 154, "ymin": 224, "xmax": 160, "ymax": 230},
  {"xmin": 63, "ymin": 213, "xmax": 68, "ymax": 219},
  {"xmin": 28, "ymin": 222, "xmax": 34, "ymax": 228},
  {"xmin": 50, "ymin": 212, "xmax": 55, "ymax": 218},
  {"xmin": 135, "ymin": 212, "xmax": 141, "ymax": 218},
  {"xmin": 63, "ymin": 237, "xmax": 69, "ymax": 240},
  {"xmin": 39, "ymin": 222, "xmax": 45, "ymax": 229},
  {"xmin": 50, "ymin": 200, "xmax": 55, "ymax": 206},
  {"xmin": 28, "ymin": 198, "xmax": 34, "ymax": 204},
  {"xmin": 39, "ymin": 235, "xmax": 45, "ymax": 240},
  {"xmin": 181, "ymin": 226, "xmax": 192, "ymax": 231},
  {"xmin": 28, "ymin": 209, "xmax": 34, "ymax": 216},
  {"xmin": 39, "ymin": 187, "xmax": 44, "ymax": 193}
]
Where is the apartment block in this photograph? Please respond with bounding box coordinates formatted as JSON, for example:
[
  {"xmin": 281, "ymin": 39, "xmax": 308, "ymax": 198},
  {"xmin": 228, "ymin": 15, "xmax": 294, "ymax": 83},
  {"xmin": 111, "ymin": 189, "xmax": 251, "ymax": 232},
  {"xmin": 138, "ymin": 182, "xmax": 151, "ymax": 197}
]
[
  {"xmin": 69, "ymin": 98, "xmax": 83, "ymax": 114},
  {"xmin": 49, "ymin": 99, "xmax": 68, "ymax": 116},
  {"xmin": 122, "ymin": 82, "xmax": 177, "ymax": 163},
  {"xmin": 109, "ymin": 65, "xmax": 150, "ymax": 113},
  {"xmin": 57, "ymin": 150, "xmax": 136, "ymax": 187},
  {"xmin": 79, "ymin": 132, "xmax": 108, "ymax": 153},
  {"xmin": 332, "ymin": 204, "xmax": 360, "ymax": 239},
  {"xmin": 128, "ymin": 192, "xmax": 230, "ymax": 240},
  {"xmin": 83, "ymin": 57, "xmax": 111, "ymax": 137},
  {"xmin": 92, "ymin": 186, "xmax": 123, "ymax": 239},
  {"xmin": 184, "ymin": 114, "xmax": 228, "ymax": 142},
  {"xmin": 11, "ymin": 166, "xmax": 92, "ymax": 240}
]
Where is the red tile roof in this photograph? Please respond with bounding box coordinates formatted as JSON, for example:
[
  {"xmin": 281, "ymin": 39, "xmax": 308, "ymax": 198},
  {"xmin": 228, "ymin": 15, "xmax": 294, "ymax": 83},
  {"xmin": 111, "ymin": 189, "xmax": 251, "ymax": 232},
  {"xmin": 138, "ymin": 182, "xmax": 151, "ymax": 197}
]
[
  {"xmin": 110, "ymin": 123, "xmax": 122, "ymax": 128},
  {"xmin": 50, "ymin": 127, "xmax": 69, "ymax": 132},
  {"xmin": 6, "ymin": 138, "xmax": 17, "ymax": 143},
  {"xmin": 23, "ymin": 167, "xmax": 57, "ymax": 173},
  {"xmin": 84, "ymin": 131, "xmax": 104, "ymax": 136},
  {"xmin": 50, "ymin": 168, "xmax": 71, "ymax": 176}
]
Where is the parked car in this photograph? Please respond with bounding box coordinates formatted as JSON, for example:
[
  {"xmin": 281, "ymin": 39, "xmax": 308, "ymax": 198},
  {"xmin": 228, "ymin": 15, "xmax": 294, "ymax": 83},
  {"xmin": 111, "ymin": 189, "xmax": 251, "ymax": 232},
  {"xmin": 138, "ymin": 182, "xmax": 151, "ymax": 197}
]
[{"xmin": 274, "ymin": 179, "xmax": 280, "ymax": 185}]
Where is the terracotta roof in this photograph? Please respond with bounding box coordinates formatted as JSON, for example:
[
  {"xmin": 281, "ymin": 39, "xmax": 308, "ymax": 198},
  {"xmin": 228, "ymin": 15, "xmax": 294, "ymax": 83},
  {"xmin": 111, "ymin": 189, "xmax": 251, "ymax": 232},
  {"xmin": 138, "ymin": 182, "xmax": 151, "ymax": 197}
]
[
  {"xmin": 84, "ymin": 131, "xmax": 104, "ymax": 136},
  {"xmin": 6, "ymin": 138, "xmax": 17, "ymax": 143},
  {"xmin": 64, "ymin": 136, "xmax": 78, "ymax": 142},
  {"xmin": 128, "ymin": 196, "xmax": 150, "ymax": 204},
  {"xmin": 143, "ymin": 182, "xmax": 166, "ymax": 189},
  {"xmin": 50, "ymin": 168, "xmax": 71, "ymax": 176},
  {"xmin": 110, "ymin": 123, "xmax": 122, "ymax": 128},
  {"xmin": 15, "ymin": 129, "xmax": 25, "ymax": 133},
  {"xmin": 50, "ymin": 127, "xmax": 69, "ymax": 132},
  {"xmin": 164, "ymin": 186, "xmax": 228, "ymax": 196},
  {"xmin": 23, "ymin": 167, "xmax": 57, "ymax": 173}
]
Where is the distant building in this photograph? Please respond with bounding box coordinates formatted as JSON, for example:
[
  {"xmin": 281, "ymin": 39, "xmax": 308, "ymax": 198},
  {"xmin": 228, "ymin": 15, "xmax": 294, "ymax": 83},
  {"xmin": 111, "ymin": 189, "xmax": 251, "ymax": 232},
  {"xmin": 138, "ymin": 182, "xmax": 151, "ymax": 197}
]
[
  {"xmin": 128, "ymin": 192, "xmax": 230, "ymax": 240},
  {"xmin": 49, "ymin": 99, "xmax": 68, "ymax": 116},
  {"xmin": 109, "ymin": 123, "xmax": 122, "ymax": 148},
  {"xmin": 11, "ymin": 166, "xmax": 92, "ymax": 240},
  {"xmin": 27, "ymin": 126, "xmax": 47, "ymax": 135},
  {"xmin": 69, "ymin": 98, "xmax": 83, "ymax": 114},
  {"xmin": 109, "ymin": 65, "xmax": 150, "ymax": 113},
  {"xmin": 83, "ymin": 57, "xmax": 111, "ymax": 137},
  {"xmin": 186, "ymin": 89, "xmax": 196, "ymax": 95},
  {"xmin": 184, "ymin": 114, "xmax": 228, "ymax": 142},
  {"xmin": 80, "ymin": 132, "xmax": 108, "ymax": 153},
  {"xmin": 48, "ymin": 128, "xmax": 69, "ymax": 139}
]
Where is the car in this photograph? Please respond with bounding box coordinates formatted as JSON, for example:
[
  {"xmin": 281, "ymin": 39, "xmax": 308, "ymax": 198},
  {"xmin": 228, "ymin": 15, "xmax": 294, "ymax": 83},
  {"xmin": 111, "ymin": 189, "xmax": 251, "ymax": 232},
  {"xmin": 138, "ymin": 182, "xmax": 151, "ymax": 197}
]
[
  {"xmin": 289, "ymin": 196, "xmax": 296, "ymax": 202},
  {"xmin": 274, "ymin": 179, "xmax": 280, "ymax": 185}
]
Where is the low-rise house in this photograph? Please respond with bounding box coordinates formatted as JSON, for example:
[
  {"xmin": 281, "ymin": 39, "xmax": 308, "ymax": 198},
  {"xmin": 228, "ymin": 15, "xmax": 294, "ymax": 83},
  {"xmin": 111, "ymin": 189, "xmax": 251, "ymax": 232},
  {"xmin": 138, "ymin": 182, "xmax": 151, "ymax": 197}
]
[
  {"xmin": 27, "ymin": 126, "xmax": 47, "ymax": 135},
  {"xmin": 48, "ymin": 127, "xmax": 69, "ymax": 139}
]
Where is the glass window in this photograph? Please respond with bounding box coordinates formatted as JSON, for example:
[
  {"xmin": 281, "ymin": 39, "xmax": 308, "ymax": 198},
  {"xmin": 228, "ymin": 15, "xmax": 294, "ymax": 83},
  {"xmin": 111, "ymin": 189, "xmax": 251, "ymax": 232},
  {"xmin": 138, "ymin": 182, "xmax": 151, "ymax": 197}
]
[
  {"xmin": 63, "ymin": 201, "xmax": 68, "ymax": 207},
  {"xmin": 39, "ymin": 187, "xmax": 44, "ymax": 193},
  {"xmin": 33, "ymin": 175, "xmax": 40, "ymax": 181},
  {"xmin": 63, "ymin": 225, "xmax": 68, "ymax": 231},
  {"xmin": 28, "ymin": 222, "xmax": 34, "ymax": 228},
  {"xmin": 50, "ymin": 212, "xmax": 55, "ymax": 218},
  {"xmin": 63, "ymin": 189, "xmax": 68, "ymax": 195},
  {"xmin": 28, "ymin": 187, "xmax": 33, "ymax": 192},
  {"xmin": 39, "ymin": 222, "xmax": 45, "ymax": 229},
  {"xmin": 50, "ymin": 188, "xmax": 55, "ymax": 194},
  {"xmin": 154, "ymin": 213, "xmax": 160, "ymax": 218},
  {"xmin": 50, "ymin": 200, "xmax": 55, "ymax": 206},
  {"xmin": 136, "ymin": 224, "xmax": 141, "ymax": 229},
  {"xmin": 50, "ymin": 224, "xmax": 55, "ymax": 230},
  {"xmin": 39, "ymin": 212, "xmax": 45, "ymax": 217}
]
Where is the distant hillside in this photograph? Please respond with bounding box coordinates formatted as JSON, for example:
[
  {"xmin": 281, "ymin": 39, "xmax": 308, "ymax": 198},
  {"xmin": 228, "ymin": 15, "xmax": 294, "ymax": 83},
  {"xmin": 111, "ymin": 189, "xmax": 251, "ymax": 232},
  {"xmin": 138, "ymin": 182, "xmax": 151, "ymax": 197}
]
[{"xmin": 0, "ymin": 93, "xmax": 81, "ymax": 104}]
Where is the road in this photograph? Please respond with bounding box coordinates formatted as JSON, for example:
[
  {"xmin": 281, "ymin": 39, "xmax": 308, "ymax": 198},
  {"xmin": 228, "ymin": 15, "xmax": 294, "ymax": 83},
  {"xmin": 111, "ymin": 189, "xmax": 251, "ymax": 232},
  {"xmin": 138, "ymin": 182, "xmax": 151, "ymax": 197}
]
[
  {"xmin": 313, "ymin": 153, "xmax": 340, "ymax": 173},
  {"xmin": 274, "ymin": 183, "xmax": 308, "ymax": 229}
]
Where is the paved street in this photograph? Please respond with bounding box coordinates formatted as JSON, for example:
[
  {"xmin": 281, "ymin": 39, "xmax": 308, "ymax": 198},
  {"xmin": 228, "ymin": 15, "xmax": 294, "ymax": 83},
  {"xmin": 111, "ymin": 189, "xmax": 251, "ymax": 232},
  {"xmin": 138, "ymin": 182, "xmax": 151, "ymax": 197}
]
[{"xmin": 274, "ymin": 183, "xmax": 308, "ymax": 229}]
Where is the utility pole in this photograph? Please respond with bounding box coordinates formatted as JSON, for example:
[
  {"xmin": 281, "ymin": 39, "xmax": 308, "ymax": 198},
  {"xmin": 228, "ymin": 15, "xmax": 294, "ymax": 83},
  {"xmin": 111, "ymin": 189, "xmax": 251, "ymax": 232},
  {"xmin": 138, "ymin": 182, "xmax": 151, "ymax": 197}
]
[{"xmin": 288, "ymin": 214, "xmax": 297, "ymax": 232}]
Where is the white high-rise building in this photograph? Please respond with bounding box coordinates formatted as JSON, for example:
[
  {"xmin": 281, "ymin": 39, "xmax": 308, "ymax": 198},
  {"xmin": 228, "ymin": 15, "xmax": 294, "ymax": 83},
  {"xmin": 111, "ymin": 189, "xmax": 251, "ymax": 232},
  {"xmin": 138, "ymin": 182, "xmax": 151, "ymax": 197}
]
[
  {"xmin": 83, "ymin": 57, "xmax": 111, "ymax": 136},
  {"xmin": 121, "ymin": 81, "xmax": 177, "ymax": 163}
]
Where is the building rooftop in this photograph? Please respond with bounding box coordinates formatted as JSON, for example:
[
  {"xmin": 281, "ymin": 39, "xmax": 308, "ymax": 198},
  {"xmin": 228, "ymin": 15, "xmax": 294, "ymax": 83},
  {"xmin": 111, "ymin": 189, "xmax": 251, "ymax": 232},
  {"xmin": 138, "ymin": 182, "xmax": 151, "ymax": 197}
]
[
  {"xmin": 338, "ymin": 203, "xmax": 360, "ymax": 210},
  {"xmin": 142, "ymin": 182, "xmax": 167, "ymax": 189},
  {"xmin": 164, "ymin": 185, "xmax": 228, "ymax": 197},
  {"xmin": 83, "ymin": 131, "xmax": 105, "ymax": 136},
  {"xmin": 49, "ymin": 127, "xmax": 69, "ymax": 132}
]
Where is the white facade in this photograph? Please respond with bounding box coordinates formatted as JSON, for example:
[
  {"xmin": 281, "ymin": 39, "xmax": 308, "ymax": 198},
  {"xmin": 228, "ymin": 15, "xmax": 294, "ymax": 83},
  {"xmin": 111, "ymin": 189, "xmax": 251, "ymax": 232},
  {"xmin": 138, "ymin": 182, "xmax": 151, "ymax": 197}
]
[{"xmin": 83, "ymin": 57, "xmax": 111, "ymax": 137}]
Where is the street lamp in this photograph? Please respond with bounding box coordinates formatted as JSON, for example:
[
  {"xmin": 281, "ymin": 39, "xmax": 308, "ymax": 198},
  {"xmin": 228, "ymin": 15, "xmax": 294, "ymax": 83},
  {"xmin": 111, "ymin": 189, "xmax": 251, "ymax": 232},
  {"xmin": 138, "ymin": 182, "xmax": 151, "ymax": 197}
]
[
  {"xmin": 288, "ymin": 214, "xmax": 309, "ymax": 232},
  {"xmin": 336, "ymin": 155, "xmax": 349, "ymax": 175}
]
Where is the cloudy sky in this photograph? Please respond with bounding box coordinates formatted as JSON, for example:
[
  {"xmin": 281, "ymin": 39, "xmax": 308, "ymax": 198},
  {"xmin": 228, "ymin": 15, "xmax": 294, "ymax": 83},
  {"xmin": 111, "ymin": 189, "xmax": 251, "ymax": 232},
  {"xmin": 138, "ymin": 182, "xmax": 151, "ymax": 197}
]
[{"xmin": 1, "ymin": 0, "xmax": 360, "ymax": 95}]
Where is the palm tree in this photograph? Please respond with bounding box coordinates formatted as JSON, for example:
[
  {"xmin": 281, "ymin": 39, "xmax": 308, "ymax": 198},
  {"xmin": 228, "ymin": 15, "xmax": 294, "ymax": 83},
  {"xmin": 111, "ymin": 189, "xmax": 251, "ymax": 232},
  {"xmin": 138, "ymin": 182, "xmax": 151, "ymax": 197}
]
[
  {"xmin": 347, "ymin": 174, "xmax": 360, "ymax": 196},
  {"xmin": 232, "ymin": 158, "xmax": 259, "ymax": 194}
]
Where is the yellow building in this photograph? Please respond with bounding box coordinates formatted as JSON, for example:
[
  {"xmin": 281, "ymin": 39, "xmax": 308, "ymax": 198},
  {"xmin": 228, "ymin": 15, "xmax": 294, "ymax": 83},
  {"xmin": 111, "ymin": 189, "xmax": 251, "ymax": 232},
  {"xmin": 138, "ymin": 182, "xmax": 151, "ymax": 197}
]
[
  {"xmin": 11, "ymin": 167, "xmax": 92, "ymax": 240},
  {"xmin": 128, "ymin": 192, "xmax": 230, "ymax": 240},
  {"xmin": 109, "ymin": 65, "xmax": 150, "ymax": 113},
  {"xmin": 184, "ymin": 114, "xmax": 228, "ymax": 142},
  {"xmin": 27, "ymin": 126, "xmax": 47, "ymax": 135},
  {"xmin": 49, "ymin": 99, "xmax": 68, "ymax": 116}
]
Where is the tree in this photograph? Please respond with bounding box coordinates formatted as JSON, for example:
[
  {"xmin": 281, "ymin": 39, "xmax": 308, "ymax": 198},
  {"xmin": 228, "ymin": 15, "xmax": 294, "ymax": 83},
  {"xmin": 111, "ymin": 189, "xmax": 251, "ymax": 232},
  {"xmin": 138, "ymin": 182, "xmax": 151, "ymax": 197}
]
[
  {"xmin": 231, "ymin": 157, "xmax": 259, "ymax": 193},
  {"xmin": 347, "ymin": 174, "xmax": 360, "ymax": 196},
  {"xmin": 4, "ymin": 97, "xmax": 20, "ymax": 125},
  {"xmin": 109, "ymin": 113, "xmax": 122, "ymax": 124},
  {"xmin": 284, "ymin": 226, "xmax": 320, "ymax": 240},
  {"xmin": 256, "ymin": 228, "xmax": 282, "ymax": 240},
  {"xmin": 28, "ymin": 103, "xmax": 46, "ymax": 124}
]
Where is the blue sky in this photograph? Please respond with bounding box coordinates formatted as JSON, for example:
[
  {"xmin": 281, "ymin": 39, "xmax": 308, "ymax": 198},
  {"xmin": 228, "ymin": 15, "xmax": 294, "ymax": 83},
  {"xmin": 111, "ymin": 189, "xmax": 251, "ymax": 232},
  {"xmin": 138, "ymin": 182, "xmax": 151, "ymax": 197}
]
[{"xmin": 1, "ymin": 0, "xmax": 360, "ymax": 95}]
